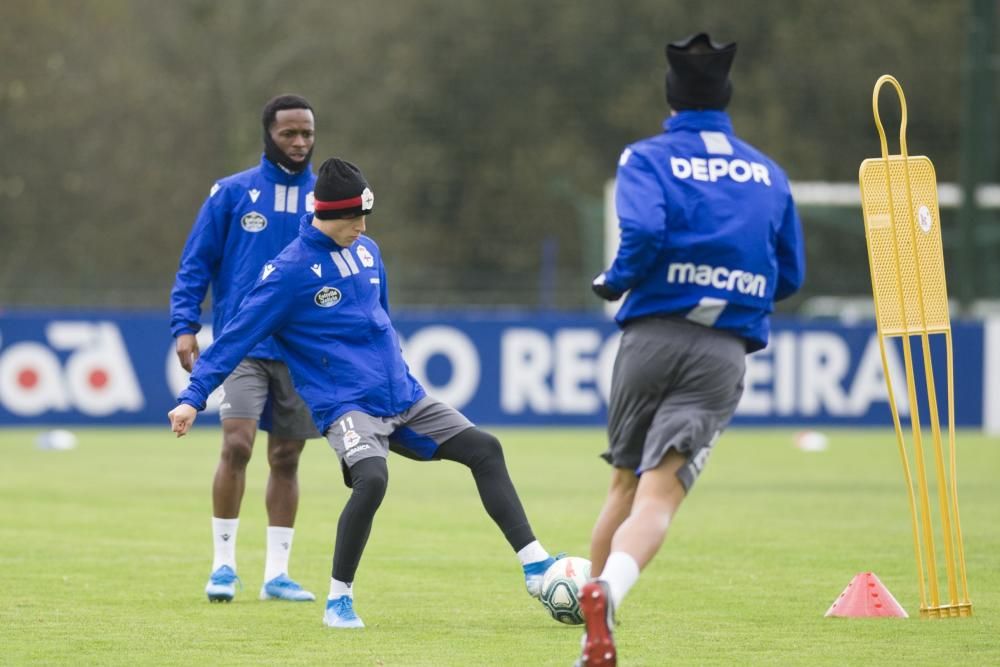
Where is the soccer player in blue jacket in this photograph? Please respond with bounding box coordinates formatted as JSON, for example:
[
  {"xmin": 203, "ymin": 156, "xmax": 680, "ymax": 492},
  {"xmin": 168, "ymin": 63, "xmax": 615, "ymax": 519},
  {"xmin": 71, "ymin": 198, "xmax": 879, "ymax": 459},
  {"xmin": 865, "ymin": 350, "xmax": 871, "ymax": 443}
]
[
  {"xmin": 169, "ymin": 158, "xmax": 558, "ymax": 629},
  {"xmin": 577, "ymin": 34, "xmax": 805, "ymax": 666},
  {"xmin": 170, "ymin": 95, "xmax": 320, "ymax": 603}
]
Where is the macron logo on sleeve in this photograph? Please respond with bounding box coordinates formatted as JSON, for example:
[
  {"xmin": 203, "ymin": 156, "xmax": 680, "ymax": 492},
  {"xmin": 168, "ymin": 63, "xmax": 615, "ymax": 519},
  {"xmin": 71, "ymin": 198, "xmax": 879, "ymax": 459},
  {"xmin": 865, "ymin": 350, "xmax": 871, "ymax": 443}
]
[{"xmin": 261, "ymin": 263, "xmax": 276, "ymax": 280}]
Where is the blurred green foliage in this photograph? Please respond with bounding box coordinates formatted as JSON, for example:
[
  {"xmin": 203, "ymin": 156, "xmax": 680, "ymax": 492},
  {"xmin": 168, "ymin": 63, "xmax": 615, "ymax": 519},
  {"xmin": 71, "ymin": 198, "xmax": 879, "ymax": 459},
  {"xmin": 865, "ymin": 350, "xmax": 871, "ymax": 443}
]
[{"xmin": 0, "ymin": 0, "xmax": 992, "ymax": 309}]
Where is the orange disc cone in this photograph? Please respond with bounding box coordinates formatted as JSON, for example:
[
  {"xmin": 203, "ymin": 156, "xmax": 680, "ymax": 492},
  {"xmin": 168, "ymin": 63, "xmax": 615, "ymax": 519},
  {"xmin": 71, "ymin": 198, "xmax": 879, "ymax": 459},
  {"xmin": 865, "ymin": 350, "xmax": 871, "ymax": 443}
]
[{"xmin": 824, "ymin": 572, "xmax": 908, "ymax": 618}]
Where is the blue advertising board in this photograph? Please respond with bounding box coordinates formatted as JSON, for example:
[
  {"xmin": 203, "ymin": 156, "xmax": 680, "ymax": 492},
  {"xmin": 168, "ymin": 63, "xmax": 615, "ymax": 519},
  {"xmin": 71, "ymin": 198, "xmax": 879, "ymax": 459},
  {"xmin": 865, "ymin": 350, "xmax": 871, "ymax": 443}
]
[{"xmin": 0, "ymin": 310, "xmax": 989, "ymax": 428}]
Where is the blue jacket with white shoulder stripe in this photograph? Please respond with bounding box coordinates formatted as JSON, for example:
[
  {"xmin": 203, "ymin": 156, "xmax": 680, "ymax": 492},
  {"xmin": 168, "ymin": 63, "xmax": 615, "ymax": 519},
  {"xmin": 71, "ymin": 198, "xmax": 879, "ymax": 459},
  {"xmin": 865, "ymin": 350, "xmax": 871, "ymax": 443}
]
[
  {"xmin": 170, "ymin": 154, "xmax": 316, "ymax": 360},
  {"xmin": 178, "ymin": 219, "xmax": 425, "ymax": 435}
]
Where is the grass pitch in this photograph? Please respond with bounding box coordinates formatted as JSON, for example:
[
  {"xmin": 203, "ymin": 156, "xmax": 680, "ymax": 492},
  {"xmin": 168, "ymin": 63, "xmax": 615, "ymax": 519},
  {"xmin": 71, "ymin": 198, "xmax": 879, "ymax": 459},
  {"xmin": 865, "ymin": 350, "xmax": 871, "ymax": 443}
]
[{"xmin": 1, "ymin": 427, "xmax": 998, "ymax": 666}]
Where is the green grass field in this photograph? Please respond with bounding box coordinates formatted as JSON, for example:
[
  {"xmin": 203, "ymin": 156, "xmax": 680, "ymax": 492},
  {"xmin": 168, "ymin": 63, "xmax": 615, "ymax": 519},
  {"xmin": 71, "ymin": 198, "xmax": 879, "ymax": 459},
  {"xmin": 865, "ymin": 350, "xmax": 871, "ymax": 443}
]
[{"xmin": 1, "ymin": 427, "xmax": 997, "ymax": 666}]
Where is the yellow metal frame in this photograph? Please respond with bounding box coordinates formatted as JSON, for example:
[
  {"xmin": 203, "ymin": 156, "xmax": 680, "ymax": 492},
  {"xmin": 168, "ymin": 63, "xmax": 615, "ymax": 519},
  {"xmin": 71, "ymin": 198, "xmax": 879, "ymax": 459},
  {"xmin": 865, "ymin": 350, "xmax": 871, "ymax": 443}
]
[{"xmin": 857, "ymin": 75, "xmax": 972, "ymax": 618}]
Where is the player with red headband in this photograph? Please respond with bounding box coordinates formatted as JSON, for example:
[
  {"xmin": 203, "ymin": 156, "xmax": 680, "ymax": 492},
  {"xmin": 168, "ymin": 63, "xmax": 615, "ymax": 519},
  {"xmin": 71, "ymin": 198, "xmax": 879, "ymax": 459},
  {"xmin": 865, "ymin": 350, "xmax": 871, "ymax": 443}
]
[{"xmin": 170, "ymin": 157, "xmax": 560, "ymax": 629}]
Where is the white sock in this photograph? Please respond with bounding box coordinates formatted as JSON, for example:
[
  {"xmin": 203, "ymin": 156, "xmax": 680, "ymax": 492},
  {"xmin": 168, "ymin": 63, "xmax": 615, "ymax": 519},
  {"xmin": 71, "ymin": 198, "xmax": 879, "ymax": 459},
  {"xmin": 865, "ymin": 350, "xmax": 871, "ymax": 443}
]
[
  {"xmin": 264, "ymin": 526, "xmax": 295, "ymax": 582},
  {"xmin": 599, "ymin": 551, "xmax": 640, "ymax": 609},
  {"xmin": 329, "ymin": 578, "xmax": 353, "ymax": 600},
  {"xmin": 211, "ymin": 517, "xmax": 239, "ymax": 572},
  {"xmin": 516, "ymin": 540, "xmax": 550, "ymax": 566}
]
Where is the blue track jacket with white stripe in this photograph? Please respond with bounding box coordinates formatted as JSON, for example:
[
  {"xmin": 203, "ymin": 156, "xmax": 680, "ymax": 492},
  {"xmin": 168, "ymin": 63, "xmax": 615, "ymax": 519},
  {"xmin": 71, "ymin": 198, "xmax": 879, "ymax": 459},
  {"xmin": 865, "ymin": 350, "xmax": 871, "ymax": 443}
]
[
  {"xmin": 605, "ymin": 111, "xmax": 805, "ymax": 352},
  {"xmin": 170, "ymin": 155, "xmax": 316, "ymax": 361},
  {"xmin": 178, "ymin": 219, "xmax": 425, "ymax": 435}
]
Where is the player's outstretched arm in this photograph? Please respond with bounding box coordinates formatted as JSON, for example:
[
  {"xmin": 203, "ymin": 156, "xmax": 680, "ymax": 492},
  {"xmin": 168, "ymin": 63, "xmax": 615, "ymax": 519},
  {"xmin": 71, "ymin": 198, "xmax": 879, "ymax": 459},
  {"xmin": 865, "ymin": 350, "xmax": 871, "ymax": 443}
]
[
  {"xmin": 178, "ymin": 262, "xmax": 295, "ymax": 411},
  {"xmin": 168, "ymin": 403, "xmax": 198, "ymax": 437}
]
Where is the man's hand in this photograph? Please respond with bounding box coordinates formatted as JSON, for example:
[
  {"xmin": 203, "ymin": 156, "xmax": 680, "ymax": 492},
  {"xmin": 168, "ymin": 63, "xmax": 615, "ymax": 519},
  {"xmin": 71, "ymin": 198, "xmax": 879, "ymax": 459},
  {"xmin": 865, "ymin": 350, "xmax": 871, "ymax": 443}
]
[
  {"xmin": 176, "ymin": 334, "xmax": 200, "ymax": 373},
  {"xmin": 591, "ymin": 272, "xmax": 624, "ymax": 302},
  {"xmin": 168, "ymin": 403, "xmax": 198, "ymax": 437}
]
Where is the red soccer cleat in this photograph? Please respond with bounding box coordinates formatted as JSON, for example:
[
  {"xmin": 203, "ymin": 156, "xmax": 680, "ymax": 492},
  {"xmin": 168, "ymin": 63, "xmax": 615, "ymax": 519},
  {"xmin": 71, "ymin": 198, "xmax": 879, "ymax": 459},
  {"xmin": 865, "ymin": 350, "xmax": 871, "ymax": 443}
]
[{"xmin": 578, "ymin": 580, "xmax": 616, "ymax": 666}]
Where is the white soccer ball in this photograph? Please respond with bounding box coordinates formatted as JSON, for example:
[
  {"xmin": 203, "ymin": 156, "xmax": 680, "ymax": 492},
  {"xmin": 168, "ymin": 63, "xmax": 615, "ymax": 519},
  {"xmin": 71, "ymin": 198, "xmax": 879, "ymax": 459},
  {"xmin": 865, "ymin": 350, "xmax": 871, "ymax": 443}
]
[{"xmin": 539, "ymin": 556, "xmax": 591, "ymax": 625}]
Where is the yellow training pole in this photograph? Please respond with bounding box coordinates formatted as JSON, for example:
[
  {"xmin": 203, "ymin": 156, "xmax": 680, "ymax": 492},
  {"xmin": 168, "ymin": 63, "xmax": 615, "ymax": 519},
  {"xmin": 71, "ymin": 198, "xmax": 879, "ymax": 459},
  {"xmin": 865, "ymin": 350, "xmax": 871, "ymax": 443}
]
[{"xmin": 858, "ymin": 75, "xmax": 972, "ymax": 618}]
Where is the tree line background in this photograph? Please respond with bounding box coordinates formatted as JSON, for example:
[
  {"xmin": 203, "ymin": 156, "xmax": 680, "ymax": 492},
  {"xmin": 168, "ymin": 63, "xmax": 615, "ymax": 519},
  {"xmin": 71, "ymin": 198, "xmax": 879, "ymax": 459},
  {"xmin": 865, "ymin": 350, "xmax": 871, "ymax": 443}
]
[{"xmin": 1, "ymin": 0, "xmax": 994, "ymax": 311}]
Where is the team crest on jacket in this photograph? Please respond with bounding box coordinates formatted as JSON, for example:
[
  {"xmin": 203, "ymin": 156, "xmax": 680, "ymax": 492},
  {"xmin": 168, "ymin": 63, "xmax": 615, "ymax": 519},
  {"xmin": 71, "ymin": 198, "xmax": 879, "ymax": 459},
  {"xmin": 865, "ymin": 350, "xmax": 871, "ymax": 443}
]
[
  {"xmin": 314, "ymin": 286, "xmax": 342, "ymax": 307},
  {"xmin": 241, "ymin": 211, "xmax": 268, "ymax": 232},
  {"xmin": 356, "ymin": 245, "xmax": 375, "ymax": 268}
]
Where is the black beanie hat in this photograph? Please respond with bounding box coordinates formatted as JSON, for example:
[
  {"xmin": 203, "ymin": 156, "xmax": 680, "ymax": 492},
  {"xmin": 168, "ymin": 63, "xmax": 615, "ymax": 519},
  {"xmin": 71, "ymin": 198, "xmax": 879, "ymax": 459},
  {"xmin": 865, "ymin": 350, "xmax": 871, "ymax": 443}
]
[
  {"xmin": 665, "ymin": 33, "xmax": 737, "ymax": 111},
  {"xmin": 314, "ymin": 158, "xmax": 374, "ymax": 220}
]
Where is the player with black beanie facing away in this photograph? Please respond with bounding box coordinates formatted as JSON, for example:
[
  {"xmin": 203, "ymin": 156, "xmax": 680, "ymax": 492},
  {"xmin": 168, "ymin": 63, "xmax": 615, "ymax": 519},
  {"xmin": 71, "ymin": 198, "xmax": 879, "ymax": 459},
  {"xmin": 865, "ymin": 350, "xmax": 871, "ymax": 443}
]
[
  {"xmin": 170, "ymin": 158, "xmax": 559, "ymax": 628},
  {"xmin": 577, "ymin": 34, "xmax": 805, "ymax": 666}
]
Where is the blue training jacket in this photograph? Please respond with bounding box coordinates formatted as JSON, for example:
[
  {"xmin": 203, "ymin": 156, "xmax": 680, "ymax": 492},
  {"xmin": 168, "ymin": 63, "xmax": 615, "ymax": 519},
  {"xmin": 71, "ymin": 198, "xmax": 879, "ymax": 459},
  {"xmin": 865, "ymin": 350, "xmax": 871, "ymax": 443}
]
[
  {"xmin": 604, "ymin": 111, "xmax": 805, "ymax": 352},
  {"xmin": 178, "ymin": 219, "xmax": 425, "ymax": 435},
  {"xmin": 170, "ymin": 155, "xmax": 316, "ymax": 361}
]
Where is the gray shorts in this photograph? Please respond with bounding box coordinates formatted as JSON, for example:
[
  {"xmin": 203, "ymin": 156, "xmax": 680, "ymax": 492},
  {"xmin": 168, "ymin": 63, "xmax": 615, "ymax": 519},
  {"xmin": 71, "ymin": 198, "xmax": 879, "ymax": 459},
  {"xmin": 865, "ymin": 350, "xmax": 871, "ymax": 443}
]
[
  {"xmin": 605, "ymin": 317, "xmax": 745, "ymax": 491},
  {"xmin": 324, "ymin": 396, "xmax": 474, "ymax": 486},
  {"xmin": 219, "ymin": 357, "xmax": 321, "ymax": 439}
]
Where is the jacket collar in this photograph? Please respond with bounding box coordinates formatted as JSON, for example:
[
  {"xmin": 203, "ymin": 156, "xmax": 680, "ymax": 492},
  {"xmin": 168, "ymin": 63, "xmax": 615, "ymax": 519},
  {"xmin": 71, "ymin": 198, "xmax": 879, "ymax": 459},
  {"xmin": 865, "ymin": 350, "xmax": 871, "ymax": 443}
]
[
  {"xmin": 299, "ymin": 216, "xmax": 350, "ymax": 251},
  {"xmin": 260, "ymin": 154, "xmax": 314, "ymax": 185},
  {"xmin": 664, "ymin": 110, "xmax": 733, "ymax": 134}
]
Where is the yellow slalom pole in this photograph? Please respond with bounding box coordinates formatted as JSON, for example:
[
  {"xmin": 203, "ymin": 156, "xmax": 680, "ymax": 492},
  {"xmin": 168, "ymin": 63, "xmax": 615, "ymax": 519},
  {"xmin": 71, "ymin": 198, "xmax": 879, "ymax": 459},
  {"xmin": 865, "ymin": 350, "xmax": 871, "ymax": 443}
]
[
  {"xmin": 945, "ymin": 331, "xmax": 972, "ymax": 614},
  {"xmin": 859, "ymin": 74, "xmax": 972, "ymax": 618},
  {"xmin": 871, "ymin": 76, "xmax": 939, "ymax": 612}
]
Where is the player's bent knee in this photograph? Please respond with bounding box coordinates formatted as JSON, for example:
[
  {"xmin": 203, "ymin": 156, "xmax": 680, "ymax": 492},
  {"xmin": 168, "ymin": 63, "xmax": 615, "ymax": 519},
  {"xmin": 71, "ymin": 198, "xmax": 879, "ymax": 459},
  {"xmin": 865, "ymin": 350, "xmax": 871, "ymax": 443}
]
[
  {"xmin": 220, "ymin": 420, "xmax": 256, "ymax": 467},
  {"xmin": 471, "ymin": 430, "xmax": 503, "ymax": 464},
  {"xmin": 220, "ymin": 437, "xmax": 254, "ymax": 468},
  {"xmin": 437, "ymin": 428, "xmax": 505, "ymax": 469},
  {"xmin": 349, "ymin": 458, "xmax": 389, "ymax": 505},
  {"xmin": 267, "ymin": 439, "xmax": 304, "ymax": 473},
  {"xmin": 613, "ymin": 482, "xmax": 638, "ymax": 506}
]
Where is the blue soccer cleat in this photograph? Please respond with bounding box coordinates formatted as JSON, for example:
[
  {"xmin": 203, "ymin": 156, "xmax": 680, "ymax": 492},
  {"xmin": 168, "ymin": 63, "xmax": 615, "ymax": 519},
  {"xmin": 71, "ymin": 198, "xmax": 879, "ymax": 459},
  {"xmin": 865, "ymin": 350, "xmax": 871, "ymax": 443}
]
[
  {"xmin": 323, "ymin": 595, "xmax": 365, "ymax": 628},
  {"xmin": 523, "ymin": 553, "xmax": 565, "ymax": 598},
  {"xmin": 205, "ymin": 565, "xmax": 240, "ymax": 603},
  {"xmin": 259, "ymin": 573, "xmax": 316, "ymax": 602}
]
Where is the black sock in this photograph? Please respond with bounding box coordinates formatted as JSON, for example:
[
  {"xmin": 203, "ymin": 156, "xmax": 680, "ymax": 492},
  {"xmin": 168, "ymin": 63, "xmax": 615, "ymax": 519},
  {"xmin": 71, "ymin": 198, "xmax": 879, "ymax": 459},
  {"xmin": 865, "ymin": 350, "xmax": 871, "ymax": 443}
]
[
  {"xmin": 435, "ymin": 428, "xmax": 536, "ymax": 551},
  {"xmin": 332, "ymin": 457, "xmax": 388, "ymax": 583}
]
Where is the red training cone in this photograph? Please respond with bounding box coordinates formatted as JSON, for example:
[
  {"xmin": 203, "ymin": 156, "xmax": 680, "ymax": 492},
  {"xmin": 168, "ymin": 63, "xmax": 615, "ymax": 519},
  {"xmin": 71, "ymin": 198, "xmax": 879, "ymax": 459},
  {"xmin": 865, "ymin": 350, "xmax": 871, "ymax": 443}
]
[{"xmin": 824, "ymin": 572, "xmax": 908, "ymax": 618}]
